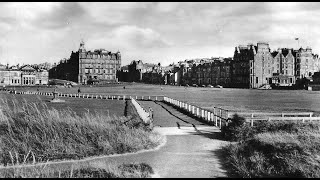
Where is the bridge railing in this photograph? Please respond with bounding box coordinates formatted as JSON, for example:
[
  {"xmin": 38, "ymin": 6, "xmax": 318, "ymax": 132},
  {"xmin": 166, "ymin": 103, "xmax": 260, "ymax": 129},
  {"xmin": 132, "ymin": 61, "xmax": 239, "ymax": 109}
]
[{"xmin": 163, "ymin": 96, "xmax": 229, "ymax": 128}]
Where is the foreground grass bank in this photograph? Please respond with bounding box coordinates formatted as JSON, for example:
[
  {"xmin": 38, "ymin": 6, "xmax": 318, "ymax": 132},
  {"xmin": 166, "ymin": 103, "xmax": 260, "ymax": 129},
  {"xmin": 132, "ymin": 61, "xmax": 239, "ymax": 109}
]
[
  {"xmin": 222, "ymin": 115, "xmax": 320, "ymax": 178},
  {"xmin": 0, "ymin": 97, "xmax": 162, "ymax": 167},
  {"xmin": 0, "ymin": 162, "xmax": 154, "ymax": 178}
]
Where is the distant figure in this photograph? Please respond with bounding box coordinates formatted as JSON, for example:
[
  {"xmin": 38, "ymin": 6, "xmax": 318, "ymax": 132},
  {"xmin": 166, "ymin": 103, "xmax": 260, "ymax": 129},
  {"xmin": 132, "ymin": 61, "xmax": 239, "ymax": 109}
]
[
  {"xmin": 123, "ymin": 86, "xmax": 125, "ymax": 89},
  {"xmin": 161, "ymin": 87, "xmax": 163, "ymax": 90},
  {"xmin": 149, "ymin": 107, "xmax": 154, "ymax": 119},
  {"xmin": 37, "ymin": 88, "xmax": 39, "ymax": 92},
  {"xmin": 78, "ymin": 87, "xmax": 81, "ymax": 93}
]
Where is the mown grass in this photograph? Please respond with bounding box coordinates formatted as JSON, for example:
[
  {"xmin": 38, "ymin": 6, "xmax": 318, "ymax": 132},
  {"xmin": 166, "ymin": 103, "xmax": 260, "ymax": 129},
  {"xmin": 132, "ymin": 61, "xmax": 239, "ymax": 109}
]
[
  {"xmin": 222, "ymin": 115, "xmax": 320, "ymax": 178},
  {"xmin": 1, "ymin": 93, "xmax": 126, "ymax": 118},
  {"xmin": 0, "ymin": 97, "xmax": 162, "ymax": 167}
]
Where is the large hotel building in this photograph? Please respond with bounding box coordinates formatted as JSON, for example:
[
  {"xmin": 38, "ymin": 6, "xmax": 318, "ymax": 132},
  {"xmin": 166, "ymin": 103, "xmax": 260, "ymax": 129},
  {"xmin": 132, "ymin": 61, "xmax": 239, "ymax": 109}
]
[
  {"xmin": 49, "ymin": 41, "xmax": 121, "ymax": 84},
  {"xmin": 233, "ymin": 42, "xmax": 320, "ymax": 88}
]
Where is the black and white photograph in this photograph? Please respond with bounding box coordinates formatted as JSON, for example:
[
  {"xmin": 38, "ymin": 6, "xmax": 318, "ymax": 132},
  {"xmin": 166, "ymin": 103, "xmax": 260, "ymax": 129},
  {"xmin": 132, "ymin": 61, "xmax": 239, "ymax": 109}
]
[{"xmin": 0, "ymin": 1, "xmax": 320, "ymax": 178}]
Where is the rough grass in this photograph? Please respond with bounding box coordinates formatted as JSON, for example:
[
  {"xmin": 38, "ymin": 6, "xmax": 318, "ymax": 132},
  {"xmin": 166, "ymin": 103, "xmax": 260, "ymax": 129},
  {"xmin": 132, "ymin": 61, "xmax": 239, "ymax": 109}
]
[
  {"xmin": 223, "ymin": 120, "xmax": 320, "ymax": 178},
  {"xmin": 0, "ymin": 97, "xmax": 162, "ymax": 167},
  {"xmin": 0, "ymin": 162, "xmax": 154, "ymax": 178}
]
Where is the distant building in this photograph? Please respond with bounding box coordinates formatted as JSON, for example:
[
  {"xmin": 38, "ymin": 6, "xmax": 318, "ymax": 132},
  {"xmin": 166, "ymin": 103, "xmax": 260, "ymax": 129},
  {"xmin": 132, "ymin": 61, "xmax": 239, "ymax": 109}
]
[
  {"xmin": 247, "ymin": 42, "xmax": 319, "ymax": 89},
  {"xmin": 295, "ymin": 47, "xmax": 320, "ymax": 79},
  {"xmin": 0, "ymin": 64, "xmax": 48, "ymax": 86},
  {"xmin": 232, "ymin": 44, "xmax": 256, "ymax": 88},
  {"xmin": 118, "ymin": 60, "xmax": 165, "ymax": 84},
  {"xmin": 49, "ymin": 41, "xmax": 121, "ymax": 84}
]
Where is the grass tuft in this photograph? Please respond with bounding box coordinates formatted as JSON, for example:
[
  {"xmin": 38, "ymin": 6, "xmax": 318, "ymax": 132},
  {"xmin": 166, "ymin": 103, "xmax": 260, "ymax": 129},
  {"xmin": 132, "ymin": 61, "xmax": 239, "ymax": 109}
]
[{"xmin": 0, "ymin": 97, "xmax": 161, "ymax": 166}]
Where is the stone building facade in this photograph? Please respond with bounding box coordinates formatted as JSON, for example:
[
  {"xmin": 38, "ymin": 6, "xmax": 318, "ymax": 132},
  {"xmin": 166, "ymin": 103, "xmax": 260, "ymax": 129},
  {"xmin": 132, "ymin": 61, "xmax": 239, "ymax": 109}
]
[
  {"xmin": 232, "ymin": 44, "xmax": 255, "ymax": 88},
  {"xmin": 295, "ymin": 47, "xmax": 320, "ymax": 79},
  {"xmin": 0, "ymin": 64, "xmax": 48, "ymax": 86},
  {"xmin": 248, "ymin": 42, "xmax": 319, "ymax": 89},
  {"xmin": 50, "ymin": 41, "xmax": 121, "ymax": 85}
]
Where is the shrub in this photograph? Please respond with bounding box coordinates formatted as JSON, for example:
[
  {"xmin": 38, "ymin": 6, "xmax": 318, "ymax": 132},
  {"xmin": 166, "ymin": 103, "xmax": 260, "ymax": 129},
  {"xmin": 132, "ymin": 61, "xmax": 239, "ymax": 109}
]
[
  {"xmin": 224, "ymin": 123, "xmax": 320, "ymax": 178},
  {"xmin": 221, "ymin": 114, "xmax": 255, "ymax": 141}
]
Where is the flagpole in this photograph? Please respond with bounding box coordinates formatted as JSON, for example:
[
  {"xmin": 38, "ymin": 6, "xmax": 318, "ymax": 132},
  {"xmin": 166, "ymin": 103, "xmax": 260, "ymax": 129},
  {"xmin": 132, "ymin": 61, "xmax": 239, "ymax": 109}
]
[{"xmin": 295, "ymin": 38, "xmax": 300, "ymax": 49}]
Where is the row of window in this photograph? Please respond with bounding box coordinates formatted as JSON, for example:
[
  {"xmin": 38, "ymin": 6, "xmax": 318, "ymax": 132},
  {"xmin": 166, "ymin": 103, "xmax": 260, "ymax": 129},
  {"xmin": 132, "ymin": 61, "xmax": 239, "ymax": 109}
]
[
  {"xmin": 84, "ymin": 69, "xmax": 115, "ymax": 74},
  {"xmin": 80, "ymin": 54, "xmax": 120, "ymax": 59},
  {"xmin": 87, "ymin": 75, "xmax": 115, "ymax": 80},
  {"xmin": 250, "ymin": 77, "xmax": 294, "ymax": 85}
]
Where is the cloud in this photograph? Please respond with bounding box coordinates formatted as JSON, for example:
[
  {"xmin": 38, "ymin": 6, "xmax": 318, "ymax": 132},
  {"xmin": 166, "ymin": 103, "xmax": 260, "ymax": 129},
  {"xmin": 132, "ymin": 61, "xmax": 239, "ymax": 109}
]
[
  {"xmin": 31, "ymin": 2, "xmax": 87, "ymax": 29},
  {"xmin": 1, "ymin": 2, "xmax": 320, "ymax": 66},
  {"xmin": 87, "ymin": 25, "xmax": 173, "ymax": 51},
  {"xmin": 113, "ymin": 25, "xmax": 173, "ymax": 48}
]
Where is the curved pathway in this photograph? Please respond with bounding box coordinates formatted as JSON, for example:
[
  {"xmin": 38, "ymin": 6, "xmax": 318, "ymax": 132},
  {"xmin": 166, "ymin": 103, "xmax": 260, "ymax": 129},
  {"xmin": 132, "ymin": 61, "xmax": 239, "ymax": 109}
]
[{"xmin": 0, "ymin": 100, "xmax": 231, "ymax": 178}]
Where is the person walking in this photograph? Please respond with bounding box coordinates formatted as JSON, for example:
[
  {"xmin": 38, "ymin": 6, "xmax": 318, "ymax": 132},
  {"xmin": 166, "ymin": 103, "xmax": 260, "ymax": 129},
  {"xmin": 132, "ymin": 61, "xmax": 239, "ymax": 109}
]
[
  {"xmin": 78, "ymin": 87, "xmax": 81, "ymax": 93},
  {"xmin": 149, "ymin": 107, "xmax": 154, "ymax": 119}
]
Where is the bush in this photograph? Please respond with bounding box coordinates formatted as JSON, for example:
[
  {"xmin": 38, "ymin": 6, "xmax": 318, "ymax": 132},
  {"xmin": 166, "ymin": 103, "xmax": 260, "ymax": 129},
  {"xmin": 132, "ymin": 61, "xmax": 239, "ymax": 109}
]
[
  {"xmin": 221, "ymin": 114, "xmax": 256, "ymax": 141},
  {"xmin": 223, "ymin": 120, "xmax": 320, "ymax": 178},
  {"xmin": 224, "ymin": 131, "xmax": 320, "ymax": 178}
]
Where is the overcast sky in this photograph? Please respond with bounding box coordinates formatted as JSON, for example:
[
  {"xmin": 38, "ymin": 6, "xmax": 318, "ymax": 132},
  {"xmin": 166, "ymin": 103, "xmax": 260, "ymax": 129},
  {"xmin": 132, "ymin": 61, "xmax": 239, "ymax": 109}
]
[{"xmin": 0, "ymin": 2, "xmax": 319, "ymax": 66}]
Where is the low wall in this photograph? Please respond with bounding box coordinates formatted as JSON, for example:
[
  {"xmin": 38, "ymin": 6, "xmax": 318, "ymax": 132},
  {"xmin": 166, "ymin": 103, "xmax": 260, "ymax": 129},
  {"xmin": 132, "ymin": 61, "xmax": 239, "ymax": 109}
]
[{"xmin": 130, "ymin": 98, "xmax": 152, "ymax": 124}]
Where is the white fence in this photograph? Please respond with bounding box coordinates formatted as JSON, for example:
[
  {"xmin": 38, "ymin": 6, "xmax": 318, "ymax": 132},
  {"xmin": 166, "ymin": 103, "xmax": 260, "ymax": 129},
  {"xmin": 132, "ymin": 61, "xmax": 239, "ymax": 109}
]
[
  {"xmin": 163, "ymin": 96, "xmax": 229, "ymax": 128},
  {"xmin": 227, "ymin": 112, "xmax": 320, "ymax": 126},
  {"xmin": 10, "ymin": 90, "xmax": 165, "ymax": 102}
]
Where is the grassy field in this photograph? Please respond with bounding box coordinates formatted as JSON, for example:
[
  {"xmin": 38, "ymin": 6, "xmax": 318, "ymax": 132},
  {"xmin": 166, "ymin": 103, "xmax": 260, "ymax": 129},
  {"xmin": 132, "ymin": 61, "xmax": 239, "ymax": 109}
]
[
  {"xmin": 12, "ymin": 82, "xmax": 320, "ymax": 115},
  {"xmin": 0, "ymin": 93, "xmax": 125, "ymax": 117}
]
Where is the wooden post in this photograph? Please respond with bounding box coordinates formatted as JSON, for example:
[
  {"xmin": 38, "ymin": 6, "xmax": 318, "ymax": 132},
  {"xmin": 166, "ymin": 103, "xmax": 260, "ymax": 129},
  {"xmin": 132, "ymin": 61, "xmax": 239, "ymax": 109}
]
[
  {"xmin": 219, "ymin": 118, "xmax": 222, "ymax": 129},
  {"xmin": 211, "ymin": 113, "xmax": 214, "ymax": 125},
  {"xmin": 214, "ymin": 108, "xmax": 218, "ymax": 127},
  {"xmin": 281, "ymin": 113, "xmax": 284, "ymax": 117},
  {"xmin": 251, "ymin": 119, "xmax": 254, "ymax": 127},
  {"xmin": 225, "ymin": 110, "xmax": 229, "ymax": 121},
  {"xmin": 156, "ymin": 96, "xmax": 158, "ymax": 101}
]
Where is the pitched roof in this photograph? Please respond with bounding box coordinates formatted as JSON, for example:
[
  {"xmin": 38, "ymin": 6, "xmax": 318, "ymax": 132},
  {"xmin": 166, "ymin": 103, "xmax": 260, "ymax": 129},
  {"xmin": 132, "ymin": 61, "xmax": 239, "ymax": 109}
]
[
  {"xmin": 271, "ymin": 51, "xmax": 278, "ymax": 58},
  {"xmin": 20, "ymin": 65, "xmax": 35, "ymax": 71},
  {"xmin": 282, "ymin": 48, "xmax": 289, "ymax": 57}
]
